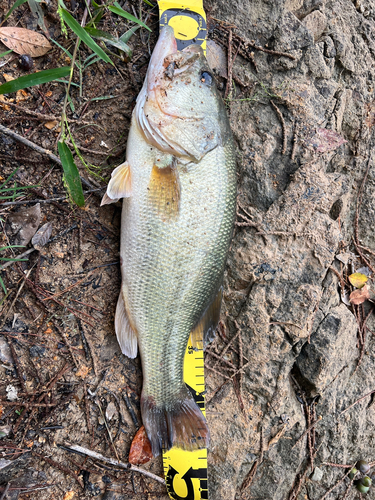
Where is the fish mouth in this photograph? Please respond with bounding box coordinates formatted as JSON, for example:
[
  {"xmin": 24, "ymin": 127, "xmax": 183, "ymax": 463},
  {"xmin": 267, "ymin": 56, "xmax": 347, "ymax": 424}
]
[{"xmin": 147, "ymin": 26, "xmax": 178, "ymax": 93}]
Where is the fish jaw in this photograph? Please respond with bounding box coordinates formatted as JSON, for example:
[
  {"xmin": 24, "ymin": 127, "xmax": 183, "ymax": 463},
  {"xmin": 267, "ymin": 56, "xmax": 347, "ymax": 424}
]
[{"xmin": 146, "ymin": 25, "xmax": 177, "ymax": 93}]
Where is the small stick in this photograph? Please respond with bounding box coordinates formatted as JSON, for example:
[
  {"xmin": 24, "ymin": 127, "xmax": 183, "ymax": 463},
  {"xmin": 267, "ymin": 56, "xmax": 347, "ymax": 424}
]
[
  {"xmin": 0, "ymin": 188, "xmax": 103, "ymax": 207},
  {"xmin": 291, "ymin": 120, "xmax": 299, "ymax": 162},
  {"xmin": 122, "ymin": 391, "xmax": 140, "ymax": 429},
  {"xmin": 322, "ymin": 462, "xmax": 353, "ymax": 468},
  {"xmin": 206, "ymin": 350, "xmax": 236, "ymax": 371},
  {"xmin": 8, "ymin": 341, "xmax": 27, "ymax": 393},
  {"xmin": 340, "ymin": 389, "xmax": 375, "ymax": 415},
  {"xmin": 33, "ymin": 451, "xmax": 84, "ymax": 488},
  {"xmin": 205, "ymin": 365, "xmax": 231, "ymax": 380},
  {"xmin": 0, "ymin": 123, "xmax": 94, "ymax": 190},
  {"xmin": 62, "ymin": 442, "xmax": 165, "ymax": 484},
  {"xmin": 292, "ymin": 416, "xmax": 322, "ymax": 449},
  {"xmin": 328, "ymin": 266, "xmax": 346, "ymax": 292},
  {"xmin": 95, "ymin": 398, "xmax": 120, "ymax": 462},
  {"xmin": 224, "ymin": 29, "xmax": 233, "ymax": 100},
  {"xmin": 270, "ymin": 100, "xmax": 287, "ymax": 155}
]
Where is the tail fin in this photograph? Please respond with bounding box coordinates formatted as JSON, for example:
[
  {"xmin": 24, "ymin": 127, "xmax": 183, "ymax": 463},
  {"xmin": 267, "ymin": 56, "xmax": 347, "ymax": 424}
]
[{"xmin": 141, "ymin": 387, "xmax": 209, "ymax": 457}]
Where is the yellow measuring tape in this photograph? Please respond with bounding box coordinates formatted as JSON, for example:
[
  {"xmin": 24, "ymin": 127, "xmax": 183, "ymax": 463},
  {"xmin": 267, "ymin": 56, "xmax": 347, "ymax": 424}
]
[{"xmin": 157, "ymin": 4, "xmax": 208, "ymax": 498}]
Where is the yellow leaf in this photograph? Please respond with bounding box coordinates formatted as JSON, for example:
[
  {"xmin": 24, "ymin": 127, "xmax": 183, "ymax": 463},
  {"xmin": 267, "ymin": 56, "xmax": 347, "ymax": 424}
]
[
  {"xmin": 16, "ymin": 89, "xmax": 29, "ymax": 102},
  {"xmin": 63, "ymin": 492, "xmax": 76, "ymax": 500},
  {"xmin": 348, "ymin": 273, "xmax": 368, "ymax": 289}
]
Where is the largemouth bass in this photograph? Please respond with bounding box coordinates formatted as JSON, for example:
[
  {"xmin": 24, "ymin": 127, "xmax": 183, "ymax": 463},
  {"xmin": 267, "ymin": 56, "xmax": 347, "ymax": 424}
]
[{"xmin": 102, "ymin": 26, "xmax": 236, "ymax": 457}]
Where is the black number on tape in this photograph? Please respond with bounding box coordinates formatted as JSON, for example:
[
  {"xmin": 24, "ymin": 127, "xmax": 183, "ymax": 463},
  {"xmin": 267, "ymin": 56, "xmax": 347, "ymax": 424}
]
[
  {"xmin": 160, "ymin": 8, "xmax": 207, "ymax": 50},
  {"xmin": 166, "ymin": 465, "xmax": 208, "ymax": 500}
]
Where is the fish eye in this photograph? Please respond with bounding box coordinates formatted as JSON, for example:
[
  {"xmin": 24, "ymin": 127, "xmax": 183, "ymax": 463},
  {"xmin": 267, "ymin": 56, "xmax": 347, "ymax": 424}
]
[{"xmin": 200, "ymin": 71, "xmax": 213, "ymax": 86}]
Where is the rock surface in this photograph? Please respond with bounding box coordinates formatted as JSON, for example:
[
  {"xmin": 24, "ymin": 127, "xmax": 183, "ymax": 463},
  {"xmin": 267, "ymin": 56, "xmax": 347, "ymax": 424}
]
[{"xmin": 204, "ymin": 0, "xmax": 375, "ymax": 498}]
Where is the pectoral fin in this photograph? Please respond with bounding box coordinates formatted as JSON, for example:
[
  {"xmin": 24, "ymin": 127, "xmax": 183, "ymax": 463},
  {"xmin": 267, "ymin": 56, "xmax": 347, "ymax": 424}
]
[
  {"xmin": 147, "ymin": 162, "xmax": 180, "ymax": 221},
  {"xmin": 101, "ymin": 161, "xmax": 132, "ymax": 206},
  {"xmin": 115, "ymin": 290, "xmax": 138, "ymax": 358},
  {"xmin": 190, "ymin": 286, "xmax": 223, "ymax": 349}
]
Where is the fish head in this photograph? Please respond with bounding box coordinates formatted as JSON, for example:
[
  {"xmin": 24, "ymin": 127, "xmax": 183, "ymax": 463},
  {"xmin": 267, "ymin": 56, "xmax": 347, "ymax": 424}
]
[{"xmin": 135, "ymin": 27, "xmax": 230, "ymax": 162}]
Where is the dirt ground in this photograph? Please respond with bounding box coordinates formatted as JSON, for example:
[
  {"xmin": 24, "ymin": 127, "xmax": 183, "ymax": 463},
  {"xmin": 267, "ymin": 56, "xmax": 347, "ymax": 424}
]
[{"xmin": 1, "ymin": 0, "xmax": 375, "ymax": 499}]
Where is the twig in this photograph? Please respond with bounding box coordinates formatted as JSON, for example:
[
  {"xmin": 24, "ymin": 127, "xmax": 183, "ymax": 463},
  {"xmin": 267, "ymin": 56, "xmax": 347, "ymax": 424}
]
[
  {"xmin": 240, "ymin": 460, "xmax": 258, "ymax": 494},
  {"xmin": 291, "ymin": 120, "xmax": 299, "ymax": 162},
  {"xmin": 62, "ymin": 443, "xmax": 165, "ymax": 484},
  {"xmin": 95, "ymin": 398, "xmax": 120, "ymax": 462},
  {"xmin": 33, "ymin": 451, "xmax": 84, "ymax": 488},
  {"xmin": 122, "ymin": 391, "xmax": 140, "ymax": 429},
  {"xmin": 340, "ymin": 389, "xmax": 375, "ymax": 415},
  {"xmin": 8, "ymin": 341, "xmax": 27, "ymax": 393},
  {"xmin": 0, "ymin": 265, "xmax": 35, "ymax": 329},
  {"xmin": 328, "ymin": 266, "xmax": 346, "ymax": 292},
  {"xmin": 292, "ymin": 416, "xmax": 322, "ymax": 449},
  {"xmin": 270, "ymin": 100, "xmax": 287, "ymax": 154},
  {"xmin": 0, "ymin": 483, "xmax": 10, "ymax": 500},
  {"xmin": 0, "ymin": 123, "xmax": 94, "ymax": 191},
  {"xmin": 224, "ymin": 29, "xmax": 232, "ymax": 100},
  {"xmin": 0, "ymin": 188, "xmax": 104, "ymax": 207}
]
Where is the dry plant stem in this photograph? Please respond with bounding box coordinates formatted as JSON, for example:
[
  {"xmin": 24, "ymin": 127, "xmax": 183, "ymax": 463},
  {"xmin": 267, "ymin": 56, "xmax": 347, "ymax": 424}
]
[
  {"xmin": 33, "ymin": 451, "xmax": 84, "ymax": 488},
  {"xmin": 328, "ymin": 266, "xmax": 346, "ymax": 291},
  {"xmin": 291, "ymin": 120, "xmax": 299, "ymax": 161},
  {"xmin": 95, "ymin": 398, "xmax": 120, "ymax": 462},
  {"xmin": 0, "ymin": 188, "xmax": 103, "ymax": 207},
  {"xmin": 292, "ymin": 416, "xmax": 322, "ymax": 449},
  {"xmin": 224, "ymin": 29, "xmax": 232, "ymax": 100},
  {"xmin": 8, "ymin": 342, "xmax": 27, "ymax": 393},
  {"xmin": 340, "ymin": 389, "xmax": 375, "ymax": 415},
  {"xmin": 62, "ymin": 443, "xmax": 165, "ymax": 484},
  {"xmin": 270, "ymin": 100, "xmax": 287, "ymax": 154},
  {"xmin": 0, "ymin": 265, "xmax": 35, "ymax": 329},
  {"xmin": 240, "ymin": 460, "xmax": 258, "ymax": 494}
]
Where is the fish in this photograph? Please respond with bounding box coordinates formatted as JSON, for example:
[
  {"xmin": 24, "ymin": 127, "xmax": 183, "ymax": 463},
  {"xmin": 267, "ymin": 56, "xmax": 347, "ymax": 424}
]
[{"xmin": 102, "ymin": 26, "xmax": 236, "ymax": 457}]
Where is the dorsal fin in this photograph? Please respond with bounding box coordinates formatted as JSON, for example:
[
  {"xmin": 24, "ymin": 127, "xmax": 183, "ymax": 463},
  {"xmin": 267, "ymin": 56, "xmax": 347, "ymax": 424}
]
[
  {"xmin": 190, "ymin": 286, "xmax": 223, "ymax": 349},
  {"xmin": 147, "ymin": 162, "xmax": 180, "ymax": 221},
  {"xmin": 101, "ymin": 161, "xmax": 132, "ymax": 206},
  {"xmin": 115, "ymin": 290, "xmax": 138, "ymax": 358}
]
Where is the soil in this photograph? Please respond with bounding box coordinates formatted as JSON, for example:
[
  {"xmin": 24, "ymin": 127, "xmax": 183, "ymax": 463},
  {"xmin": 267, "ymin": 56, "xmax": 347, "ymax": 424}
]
[{"xmin": 1, "ymin": 0, "xmax": 375, "ymax": 499}]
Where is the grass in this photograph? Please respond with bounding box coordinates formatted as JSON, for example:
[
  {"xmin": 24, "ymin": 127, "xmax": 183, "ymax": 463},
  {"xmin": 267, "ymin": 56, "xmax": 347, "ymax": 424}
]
[{"xmin": 1, "ymin": 0, "xmax": 151, "ymax": 206}]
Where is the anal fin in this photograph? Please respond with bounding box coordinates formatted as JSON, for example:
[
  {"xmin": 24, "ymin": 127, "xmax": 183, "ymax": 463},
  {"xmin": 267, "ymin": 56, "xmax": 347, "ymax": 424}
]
[
  {"xmin": 101, "ymin": 161, "xmax": 132, "ymax": 206},
  {"xmin": 147, "ymin": 161, "xmax": 180, "ymax": 221},
  {"xmin": 190, "ymin": 286, "xmax": 223, "ymax": 349},
  {"xmin": 115, "ymin": 290, "xmax": 138, "ymax": 358}
]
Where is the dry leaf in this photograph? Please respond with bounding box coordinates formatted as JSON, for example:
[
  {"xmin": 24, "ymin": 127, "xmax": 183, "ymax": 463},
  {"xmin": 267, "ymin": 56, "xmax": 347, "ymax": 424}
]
[
  {"xmin": 75, "ymin": 365, "xmax": 90, "ymax": 379},
  {"xmin": 0, "ymin": 27, "xmax": 51, "ymax": 57},
  {"xmin": 2, "ymin": 73, "xmax": 14, "ymax": 82},
  {"xmin": 350, "ymin": 285, "xmax": 370, "ymax": 305},
  {"xmin": 7, "ymin": 203, "xmax": 41, "ymax": 246},
  {"xmin": 44, "ymin": 120, "xmax": 58, "ymax": 130},
  {"xmin": 348, "ymin": 272, "xmax": 368, "ymax": 289},
  {"xmin": 0, "ymin": 95, "xmax": 11, "ymax": 111},
  {"xmin": 310, "ymin": 128, "xmax": 347, "ymax": 153},
  {"xmin": 32, "ymin": 221, "xmax": 52, "ymax": 249},
  {"xmin": 129, "ymin": 425, "xmax": 153, "ymax": 465},
  {"xmin": 63, "ymin": 492, "xmax": 76, "ymax": 500},
  {"xmin": 105, "ymin": 401, "xmax": 117, "ymax": 421},
  {"xmin": 207, "ymin": 39, "xmax": 228, "ymax": 78}
]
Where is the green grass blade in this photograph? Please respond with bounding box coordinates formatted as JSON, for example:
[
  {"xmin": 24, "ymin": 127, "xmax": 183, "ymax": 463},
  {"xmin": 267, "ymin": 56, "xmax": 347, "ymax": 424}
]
[
  {"xmin": 109, "ymin": 4, "xmax": 151, "ymax": 32},
  {"xmin": 142, "ymin": 0, "xmax": 154, "ymax": 6},
  {"xmin": 4, "ymin": 0, "xmax": 29, "ymax": 21},
  {"xmin": 85, "ymin": 27, "xmax": 132, "ymax": 56},
  {"xmin": 58, "ymin": 141, "xmax": 85, "ymax": 207},
  {"xmin": 0, "ymin": 50, "xmax": 13, "ymax": 58},
  {"xmin": 60, "ymin": 8, "xmax": 113, "ymax": 65},
  {"xmin": 120, "ymin": 25, "xmax": 140, "ymax": 44},
  {"xmin": 0, "ymin": 67, "xmax": 70, "ymax": 95}
]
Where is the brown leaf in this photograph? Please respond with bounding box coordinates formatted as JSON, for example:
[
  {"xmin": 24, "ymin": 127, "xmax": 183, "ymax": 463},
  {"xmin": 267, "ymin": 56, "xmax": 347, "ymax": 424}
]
[
  {"xmin": 44, "ymin": 120, "xmax": 58, "ymax": 130},
  {"xmin": 207, "ymin": 40, "xmax": 228, "ymax": 78},
  {"xmin": 32, "ymin": 221, "xmax": 52, "ymax": 249},
  {"xmin": 350, "ymin": 285, "xmax": 370, "ymax": 305},
  {"xmin": 0, "ymin": 27, "xmax": 51, "ymax": 57},
  {"xmin": 129, "ymin": 425, "xmax": 153, "ymax": 465},
  {"xmin": 310, "ymin": 128, "xmax": 347, "ymax": 153},
  {"xmin": 7, "ymin": 203, "xmax": 41, "ymax": 246}
]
